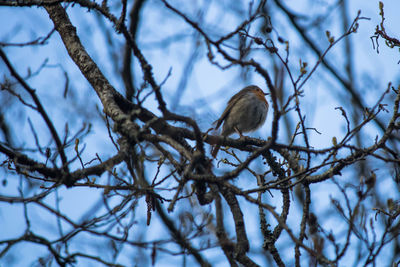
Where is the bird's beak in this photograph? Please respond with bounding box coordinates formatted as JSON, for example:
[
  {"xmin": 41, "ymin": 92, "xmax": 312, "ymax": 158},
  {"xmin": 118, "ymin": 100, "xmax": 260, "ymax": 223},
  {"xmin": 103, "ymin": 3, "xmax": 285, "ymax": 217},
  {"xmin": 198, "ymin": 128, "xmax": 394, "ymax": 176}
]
[{"xmin": 264, "ymin": 92, "xmax": 270, "ymax": 96}]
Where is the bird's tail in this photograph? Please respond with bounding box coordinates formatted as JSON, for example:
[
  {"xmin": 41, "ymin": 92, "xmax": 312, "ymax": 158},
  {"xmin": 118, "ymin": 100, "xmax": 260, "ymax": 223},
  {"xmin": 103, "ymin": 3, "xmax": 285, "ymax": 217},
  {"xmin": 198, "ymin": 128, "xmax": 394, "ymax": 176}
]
[{"xmin": 211, "ymin": 143, "xmax": 221, "ymax": 158}]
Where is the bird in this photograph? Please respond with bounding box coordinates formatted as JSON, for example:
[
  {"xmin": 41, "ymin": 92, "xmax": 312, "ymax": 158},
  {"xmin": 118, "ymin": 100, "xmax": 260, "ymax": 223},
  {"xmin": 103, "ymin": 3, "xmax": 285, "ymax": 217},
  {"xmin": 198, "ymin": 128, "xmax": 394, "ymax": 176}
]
[{"xmin": 211, "ymin": 85, "xmax": 269, "ymax": 158}]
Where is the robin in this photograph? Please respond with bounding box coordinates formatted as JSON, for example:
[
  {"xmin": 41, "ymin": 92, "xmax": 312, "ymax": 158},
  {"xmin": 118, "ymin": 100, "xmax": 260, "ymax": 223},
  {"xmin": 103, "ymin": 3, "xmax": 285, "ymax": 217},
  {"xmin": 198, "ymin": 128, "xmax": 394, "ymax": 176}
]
[{"xmin": 211, "ymin": 85, "xmax": 269, "ymax": 158}]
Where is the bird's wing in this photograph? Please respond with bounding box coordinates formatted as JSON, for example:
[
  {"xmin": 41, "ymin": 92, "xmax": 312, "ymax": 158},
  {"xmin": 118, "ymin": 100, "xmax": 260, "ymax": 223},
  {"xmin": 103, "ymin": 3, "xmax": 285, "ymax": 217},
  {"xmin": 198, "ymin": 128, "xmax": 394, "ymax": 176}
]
[{"xmin": 213, "ymin": 88, "xmax": 252, "ymax": 129}]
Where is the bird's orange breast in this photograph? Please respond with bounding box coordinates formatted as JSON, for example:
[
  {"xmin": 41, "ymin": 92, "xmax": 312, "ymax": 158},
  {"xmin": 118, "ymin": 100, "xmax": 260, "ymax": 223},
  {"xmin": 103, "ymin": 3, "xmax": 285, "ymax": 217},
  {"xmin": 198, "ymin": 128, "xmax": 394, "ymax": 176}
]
[{"xmin": 253, "ymin": 90, "xmax": 268, "ymax": 105}]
